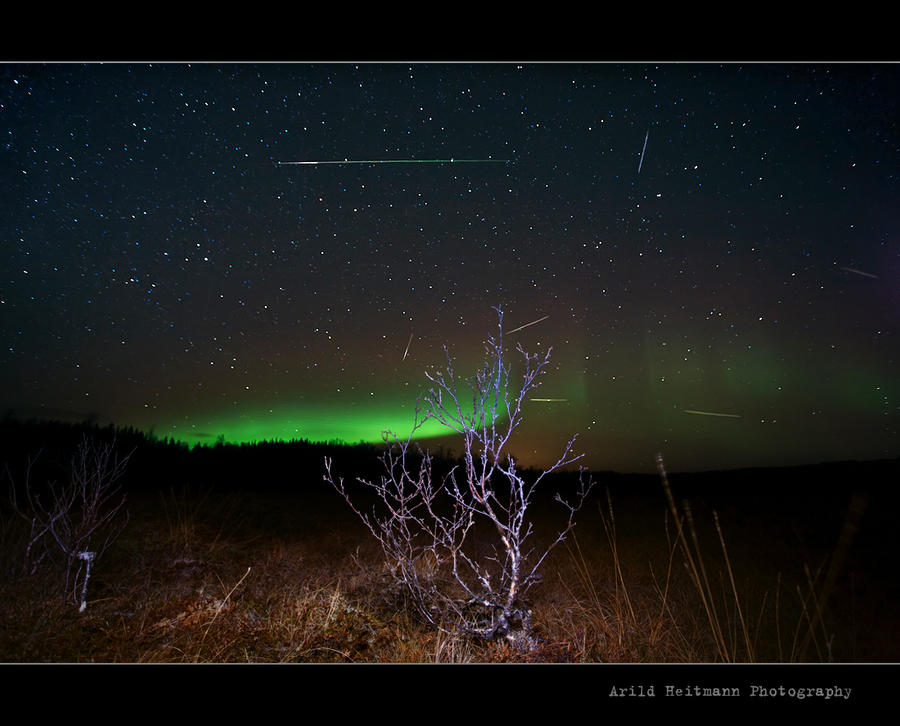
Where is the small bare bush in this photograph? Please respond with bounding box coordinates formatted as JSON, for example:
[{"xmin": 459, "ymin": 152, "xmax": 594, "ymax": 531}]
[
  {"xmin": 7, "ymin": 435, "xmax": 131, "ymax": 611},
  {"xmin": 325, "ymin": 307, "xmax": 594, "ymax": 649}
]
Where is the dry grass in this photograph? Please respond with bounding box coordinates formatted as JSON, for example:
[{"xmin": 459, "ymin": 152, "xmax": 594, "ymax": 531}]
[{"xmin": 0, "ymin": 478, "xmax": 888, "ymax": 663}]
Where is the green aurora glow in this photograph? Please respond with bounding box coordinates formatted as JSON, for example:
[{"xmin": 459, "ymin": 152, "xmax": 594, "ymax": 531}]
[
  {"xmin": 137, "ymin": 334, "xmax": 896, "ymax": 473},
  {"xmin": 165, "ymin": 402, "xmax": 443, "ymax": 445},
  {"xmin": 159, "ymin": 385, "xmax": 512, "ymax": 447}
]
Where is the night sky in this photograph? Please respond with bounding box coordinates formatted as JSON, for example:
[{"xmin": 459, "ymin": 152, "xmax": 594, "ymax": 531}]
[{"xmin": 2, "ymin": 62, "xmax": 897, "ymax": 473}]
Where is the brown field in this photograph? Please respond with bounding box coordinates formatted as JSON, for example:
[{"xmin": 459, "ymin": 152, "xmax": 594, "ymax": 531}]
[{"xmin": 2, "ymin": 454, "xmax": 896, "ymax": 664}]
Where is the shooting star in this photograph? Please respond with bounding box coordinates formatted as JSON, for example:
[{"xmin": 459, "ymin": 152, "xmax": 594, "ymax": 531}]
[
  {"xmin": 529, "ymin": 398, "xmax": 569, "ymax": 403},
  {"xmin": 684, "ymin": 409, "xmax": 742, "ymax": 418},
  {"xmin": 637, "ymin": 127, "xmax": 649, "ymax": 175},
  {"xmin": 840, "ymin": 266, "xmax": 879, "ymax": 279},
  {"xmin": 276, "ymin": 158, "xmax": 509, "ymax": 166},
  {"xmin": 402, "ymin": 333, "xmax": 413, "ymax": 362},
  {"xmin": 507, "ymin": 315, "xmax": 549, "ymax": 335}
]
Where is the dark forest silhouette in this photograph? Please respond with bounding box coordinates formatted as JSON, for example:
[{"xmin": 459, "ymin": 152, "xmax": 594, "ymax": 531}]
[{"xmin": 2, "ymin": 414, "xmax": 896, "ymax": 508}]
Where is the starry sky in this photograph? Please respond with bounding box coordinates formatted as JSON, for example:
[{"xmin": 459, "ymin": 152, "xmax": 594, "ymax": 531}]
[{"xmin": 2, "ymin": 62, "xmax": 897, "ymax": 473}]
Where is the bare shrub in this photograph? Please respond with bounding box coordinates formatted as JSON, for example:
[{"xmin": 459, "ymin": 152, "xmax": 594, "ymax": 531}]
[
  {"xmin": 7, "ymin": 435, "xmax": 131, "ymax": 611},
  {"xmin": 324, "ymin": 307, "xmax": 594, "ymax": 649}
]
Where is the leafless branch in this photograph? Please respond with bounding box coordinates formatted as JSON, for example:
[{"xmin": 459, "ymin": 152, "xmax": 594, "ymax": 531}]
[
  {"xmin": 7, "ymin": 435, "xmax": 132, "ymax": 610},
  {"xmin": 324, "ymin": 306, "xmax": 594, "ymax": 648}
]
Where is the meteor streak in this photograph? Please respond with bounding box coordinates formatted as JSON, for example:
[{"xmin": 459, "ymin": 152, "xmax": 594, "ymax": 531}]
[
  {"xmin": 637, "ymin": 127, "xmax": 649, "ymax": 174},
  {"xmin": 507, "ymin": 315, "xmax": 549, "ymax": 335},
  {"xmin": 530, "ymin": 398, "xmax": 568, "ymax": 402},
  {"xmin": 841, "ymin": 266, "xmax": 879, "ymax": 279},
  {"xmin": 684, "ymin": 409, "xmax": 742, "ymax": 418},
  {"xmin": 276, "ymin": 158, "xmax": 508, "ymax": 166},
  {"xmin": 402, "ymin": 333, "xmax": 413, "ymax": 362}
]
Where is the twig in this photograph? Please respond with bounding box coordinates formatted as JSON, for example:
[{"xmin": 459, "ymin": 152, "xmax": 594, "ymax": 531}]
[{"xmin": 195, "ymin": 566, "xmax": 251, "ymax": 661}]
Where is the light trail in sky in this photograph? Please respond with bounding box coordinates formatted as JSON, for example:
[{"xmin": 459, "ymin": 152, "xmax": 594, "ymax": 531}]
[
  {"xmin": 402, "ymin": 333, "xmax": 413, "ymax": 362},
  {"xmin": 507, "ymin": 315, "xmax": 549, "ymax": 335},
  {"xmin": 684, "ymin": 409, "xmax": 742, "ymax": 418},
  {"xmin": 637, "ymin": 127, "xmax": 649, "ymax": 174},
  {"xmin": 276, "ymin": 158, "xmax": 509, "ymax": 166},
  {"xmin": 840, "ymin": 266, "xmax": 879, "ymax": 279}
]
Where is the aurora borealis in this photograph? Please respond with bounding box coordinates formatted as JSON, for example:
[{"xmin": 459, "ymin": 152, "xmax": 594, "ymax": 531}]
[{"xmin": 2, "ymin": 62, "xmax": 897, "ymax": 473}]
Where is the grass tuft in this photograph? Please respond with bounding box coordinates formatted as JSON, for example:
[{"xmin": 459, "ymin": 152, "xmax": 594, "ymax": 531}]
[{"xmin": 0, "ymin": 476, "xmax": 886, "ymax": 662}]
